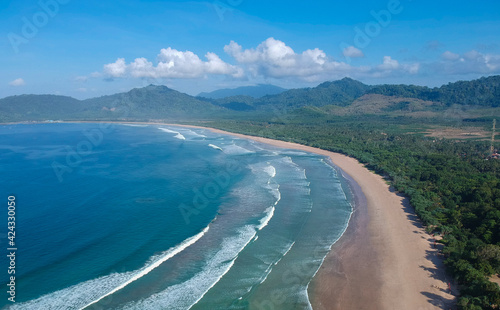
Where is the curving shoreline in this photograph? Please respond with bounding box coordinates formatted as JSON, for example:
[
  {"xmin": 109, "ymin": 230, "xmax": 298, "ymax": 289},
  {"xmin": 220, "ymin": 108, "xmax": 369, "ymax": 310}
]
[
  {"xmin": 5, "ymin": 121, "xmax": 456, "ymax": 309},
  {"xmin": 175, "ymin": 124, "xmax": 456, "ymax": 310}
]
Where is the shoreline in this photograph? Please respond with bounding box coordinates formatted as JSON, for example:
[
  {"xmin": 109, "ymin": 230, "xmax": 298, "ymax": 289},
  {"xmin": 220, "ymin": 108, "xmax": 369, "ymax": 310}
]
[
  {"xmin": 4, "ymin": 121, "xmax": 456, "ymax": 309},
  {"xmin": 169, "ymin": 123, "xmax": 457, "ymax": 309}
]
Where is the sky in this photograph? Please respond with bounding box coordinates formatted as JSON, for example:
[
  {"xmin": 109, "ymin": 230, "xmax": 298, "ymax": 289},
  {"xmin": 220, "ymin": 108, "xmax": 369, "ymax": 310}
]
[{"xmin": 1, "ymin": 0, "xmax": 500, "ymax": 99}]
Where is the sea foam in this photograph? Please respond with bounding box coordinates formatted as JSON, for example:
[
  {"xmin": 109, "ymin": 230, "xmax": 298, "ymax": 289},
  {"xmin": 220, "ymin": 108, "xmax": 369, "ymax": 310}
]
[
  {"xmin": 257, "ymin": 206, "xmax": 275, "ymax": 230},
  {"xmin": 121, "ymin": 225, "xmax": 258, "ymax": 310},
  {"xmin": 208, "ymin": 144, "xmax": 223, "ymax": 151},
  {"xmin": 158, "ymin": 128, "xmax": 186, "ymax": 140},
  {"xmin": 10, "ymin": 226, "xmax": 210, "ymax": 310},
  {"xmin": 219, "ymin": 144, "xmax": 254, "ymax": 155}
]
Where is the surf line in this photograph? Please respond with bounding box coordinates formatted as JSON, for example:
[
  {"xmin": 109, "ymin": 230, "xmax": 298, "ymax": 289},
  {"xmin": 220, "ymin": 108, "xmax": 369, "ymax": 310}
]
[{"xmin": 78, "ymin": 225, "xmax": 210, "ymax": 310}]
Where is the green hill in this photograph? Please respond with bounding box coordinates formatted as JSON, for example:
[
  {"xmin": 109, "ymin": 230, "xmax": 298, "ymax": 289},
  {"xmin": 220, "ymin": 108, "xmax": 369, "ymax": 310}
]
[
  {"xmin": 253, "ymin": 77, "xmax": 371, "ymax": 111},
  {"xmin": 0, "ymin": 94, "xmax": 83, "ymax": 122},
  {"xmin": 369, "ymin": 75, "xmax": 500, "ymax": 107},
  {"xmin": 198, "ymin": 84, "xmax": 287, "ymax": 99},
  {"xmin": 83, "ymin": 85, "xmax": 224, "ymax": 120}
]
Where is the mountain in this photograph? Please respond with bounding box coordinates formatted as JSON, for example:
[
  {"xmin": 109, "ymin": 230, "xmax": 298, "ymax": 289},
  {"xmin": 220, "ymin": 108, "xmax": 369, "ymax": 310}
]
[
  {"xmin": 0, "ymin": 85, "xmax": 225, "ymax": 122},
  {"xmin": 209, "ymin": 77, "xmax": 371, "ymax": 112},
  {"xmin": 198, "ymin": 84, "xmax": 287, "ymax": 99},
  {"xmin": 84, "ymin": 85, "xmax": 224, "ymax": 119},
  {"xmin": 368, "ymin": 75, "xmax": 500, "ymax": 107},
  {"xmin": 1, "ymin": 76, "xmax": 499, "ymax": 123},
  {"xmin": 251, "ymin": 77, "xmax": 371, "ymax": 111},
  {"xmin": 0, "ymin": 95, "xmax": 83, "ymax": 122}
]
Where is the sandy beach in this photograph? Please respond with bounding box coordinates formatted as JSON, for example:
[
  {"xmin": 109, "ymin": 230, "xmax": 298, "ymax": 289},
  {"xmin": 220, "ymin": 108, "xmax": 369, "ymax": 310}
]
[{"xmin": 173, "ymin": 124, "xmax": 456, "ymax": 310}]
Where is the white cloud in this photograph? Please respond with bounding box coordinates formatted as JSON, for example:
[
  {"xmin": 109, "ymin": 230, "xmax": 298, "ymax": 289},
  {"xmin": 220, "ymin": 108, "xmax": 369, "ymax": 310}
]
[
  {"xmin": 405, "ymin": 63, "xmax": 420, "ymax": 75},
  {"xmin": 104, "ymin": 58, "xmax": 127, "ymax": 78},
  {"xmin": 342, "ymin": 46, "xmax": 364, "ymax": 58},
  {"xmin": 364, "ymin": 56, "xmax": 419, "ymax": 77},
  {"xmin": 224, "ymin": 38, "xmax": 418, "ymax": 80},
  {"xmin": 437, "ymin": 50, "xmax": 500, "ymax": 74},
  {"xmin": 103, "ymin": 49, "xmax": 242, "ymax": 79},
  {"xmin": 97, "ymin": 38, "xmax": 420, "ymax": 83},
  {"xmin": 377, "ymin": 56, "xmax": 400, "ymax": 70},
  {"xmin": 224, "ymin": 38, "xmax": 329, "ymax": 78},
  {"xmin": 9, "ymin": 78, "xmax": 25, "ymax": 86}
]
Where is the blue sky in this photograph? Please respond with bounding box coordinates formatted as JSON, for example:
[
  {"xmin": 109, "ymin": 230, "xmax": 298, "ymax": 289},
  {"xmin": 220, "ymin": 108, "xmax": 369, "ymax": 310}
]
[{"xmin": 1, "ymin": 0, "xmax": 500, "ymax": 99}]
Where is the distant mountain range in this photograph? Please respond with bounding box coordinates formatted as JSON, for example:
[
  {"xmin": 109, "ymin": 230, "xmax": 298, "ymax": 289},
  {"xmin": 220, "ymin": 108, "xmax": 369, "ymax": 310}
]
[
  {"xmin": 1, "ymin": 76, "xmax": 499, "ymax": 123},
  {"xmin": 198, "ymin": 84, "xmax": 287, "ymax": 99}
]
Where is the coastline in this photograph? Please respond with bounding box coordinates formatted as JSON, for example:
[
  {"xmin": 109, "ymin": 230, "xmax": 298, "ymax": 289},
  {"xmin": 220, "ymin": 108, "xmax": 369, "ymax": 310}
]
[
  {"xmin": 169, "ymin": 124, "xmax": 457, "ymax": 309},
  {"xmin": 4, "ymin": 121, "xmax": 456, "ymax": 309}
]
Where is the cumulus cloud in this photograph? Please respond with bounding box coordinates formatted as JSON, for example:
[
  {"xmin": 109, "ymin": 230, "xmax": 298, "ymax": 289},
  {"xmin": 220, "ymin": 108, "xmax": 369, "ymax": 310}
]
[
  {"xmin": 97, "ymin": 38, "xmax": 420, "ymax": 83},
  {"xmin": 362, "ymin": 56, "xmax": 419, "ymax": 77},
  {"xmin": 377, "ymin": 56, "xmax": 400, "ymax": 70},
  {"xmin": 437, "ymin": 50, "xmax": 500, "ymax": 74},
  {"xmin": 103, "ymin": 58, "xmax": 128, "ymax": 78},
  {"xmin": 9, "ymin": 78, "xmax": 25, "ymax": 86},
  {"xmin": 342, "ymin": 46, "xmax": 364, "ymax": 58},
  {"xmin": 224, "ymin": 38, "xmax": 330, "ymax": 78},
  {"xmin": 103, "ymin": 49, "xmax": 243, "ymax": 79},
  {"xmin": 224, "ymin": 38, "xmax": 418, "ymax": 80}
]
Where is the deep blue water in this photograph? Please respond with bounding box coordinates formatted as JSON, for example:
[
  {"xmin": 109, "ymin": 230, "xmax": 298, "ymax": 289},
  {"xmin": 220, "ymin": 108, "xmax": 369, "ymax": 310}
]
[{"xmin": 0, "ymin": 123, "xmax": 352, "ymax": 310}]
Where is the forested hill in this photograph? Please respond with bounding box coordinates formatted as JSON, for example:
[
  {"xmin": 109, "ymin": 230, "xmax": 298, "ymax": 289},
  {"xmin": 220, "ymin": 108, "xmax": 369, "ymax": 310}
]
[
  {"xmin": 198, "ymin": 84, "xmax": 287, "ymax": 99},
  {"xmin": 82, "ymin": 85, "xmax": 224, "ymax": 119},
  {"xmin": 1, "ymin": 75, "xmax": 500, "ymax": 122},
  {"xmin": 250, "ymin": 77, "xmax": 371, "ymax": 110},
  {"xmin": 369, "ymin": 75, "xmax": 500, "ymax": 107}
]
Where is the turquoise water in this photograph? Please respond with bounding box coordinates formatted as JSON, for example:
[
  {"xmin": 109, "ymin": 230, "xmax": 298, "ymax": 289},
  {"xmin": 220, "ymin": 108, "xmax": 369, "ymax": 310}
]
[{"xmin": 0, "ymin": 123, "xmax": 352, "ymax": 310}]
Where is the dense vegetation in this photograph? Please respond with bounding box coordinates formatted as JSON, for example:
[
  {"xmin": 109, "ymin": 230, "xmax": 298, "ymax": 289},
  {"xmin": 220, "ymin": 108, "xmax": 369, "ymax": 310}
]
[
  {"xmin": 207, "ymin": 115, "xmax": 500, "ymax": 309},
  {"xmin": 369, "ymin": 76, "xmax": 500, "ymax": 107},
  {"xmin": 198, "ymin": 84, "xmax": 287, "ymax": 99}
]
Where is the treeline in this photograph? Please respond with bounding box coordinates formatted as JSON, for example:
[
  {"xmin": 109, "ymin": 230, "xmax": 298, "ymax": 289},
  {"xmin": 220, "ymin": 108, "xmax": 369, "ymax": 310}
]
[{"xmin": 208, "ymin": 116, "xmax": 500, "ymax": 309}]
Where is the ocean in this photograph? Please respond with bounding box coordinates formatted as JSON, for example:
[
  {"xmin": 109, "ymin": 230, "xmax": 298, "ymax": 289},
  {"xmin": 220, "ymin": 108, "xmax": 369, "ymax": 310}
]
[{"xmin": 0, "ymin": 123, "xmax": 352, "ymax": 310}]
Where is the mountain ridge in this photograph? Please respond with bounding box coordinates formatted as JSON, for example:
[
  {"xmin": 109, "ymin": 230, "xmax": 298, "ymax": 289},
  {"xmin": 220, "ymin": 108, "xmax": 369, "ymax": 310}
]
[
  {"xmin": 1, "ymin": 76, "xmax": 499, "ymax": 122},
  {"xmin": 198, "ymin": 84, "xmax": 287, "ymax": 99}
]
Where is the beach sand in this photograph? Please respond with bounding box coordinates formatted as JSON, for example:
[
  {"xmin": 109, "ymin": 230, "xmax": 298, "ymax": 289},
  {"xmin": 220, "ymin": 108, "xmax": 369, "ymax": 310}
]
[{"xmin": 179, "ymin": 125, "xmax": 456, "ymax": 310}]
